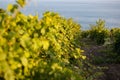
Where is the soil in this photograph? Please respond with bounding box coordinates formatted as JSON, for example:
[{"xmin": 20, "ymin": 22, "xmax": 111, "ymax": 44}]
[{"xmin": 81, "ymin": 38, "xmax": 120, "ymax": 80}]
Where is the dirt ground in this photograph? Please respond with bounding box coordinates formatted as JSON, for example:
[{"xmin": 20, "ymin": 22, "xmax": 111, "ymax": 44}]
[
  {"xmin": 81, "ymin": 38, "xmax": 120, "ymax": 80},
  {"xmin": 98, "ymin": 64, "xmax": 120, "ymax": 80}
]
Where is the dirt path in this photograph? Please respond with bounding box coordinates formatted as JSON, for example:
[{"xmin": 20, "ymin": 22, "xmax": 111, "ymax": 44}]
[{"xmin": 81, "ymin": 38, "xmax": 120, "ymax": 80}]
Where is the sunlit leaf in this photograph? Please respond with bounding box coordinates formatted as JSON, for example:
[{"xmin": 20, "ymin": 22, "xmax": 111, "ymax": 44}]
[
  {"xmin": 42, "ymin": 39, "xmax": 49, "ymax": 50},
  {"xmin": 16, "ymin": 0, "xmax": 26, "ymax": 7},
  {"xmin": 5, "ymin": 69, "xmax": 15, "ymax": 80},
  {"xmin": 41, "ymin": 28, "xmax": 46, "ymax": 35},
  {"xmin": 51, "ymin": 63, "xmax": 62, "ymax": 71},
  {"xmin": 24, "ymin": 51, "xmax": 30, "ymax": 58},
  {"xmin": 7, "ymin": 4, "xmax": 13, "ymax": 12},
  {"xmin": 21, "ymin": 57, "xmax": 28, "ymax": 66},
  {"xmin": 0, "ymin": 53, "xmax": 6, "ymax": 61}
]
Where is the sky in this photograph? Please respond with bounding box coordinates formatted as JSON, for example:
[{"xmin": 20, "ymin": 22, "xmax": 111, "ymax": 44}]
[
  {"xmin": 26, "ymin": 0, "xmax": 120, "ymax": 5},
  {"xmin": 1, "ymin": 0, "xmax": 119, "ymax": 4},
  {"xmin": 4, "ymin": 0, "xmax": 120, "ymax": 2},
  {"xmin": 39, "ymin": 0, "xmax": 120, "ymax": 2}
]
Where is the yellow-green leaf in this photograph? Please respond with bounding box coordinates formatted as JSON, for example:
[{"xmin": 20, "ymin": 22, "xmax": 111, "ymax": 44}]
[
  {"xmin": 41, "ymin": 28, "xmax": 46, "ymax": 35},
  {"xmin": 5, "ymin": 69, "xmax": 15, "ymax": 80},
  {"xmin": 42, "ymin": 40, "xmax": 49, "ymax": 50},
  {"xmin": 24, "ymin": 51, "xmax": 30, "ymax": 58},
  {"xmin": 16, "ymin": 0, "xmax": 26, "ymax": 7},
  {"xmin": 7, "ymin": 4, "xmax": 13, "ymax": 11},
  {"xmin": 0, "ymin": 53, "xmax": 6, "ymax": 61},
  {"xmin": 21, "ymin": 57, "xmax": 28, "ymax": 66}
]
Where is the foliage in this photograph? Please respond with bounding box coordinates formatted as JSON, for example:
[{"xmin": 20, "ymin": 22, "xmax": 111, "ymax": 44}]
[
  {"xmin": 0, "ymin": 1, "xmax": 89, "ymax": 80},
  {"xmin": 81, "ymin": 30, "xmax": 90, "ymax": 38},
  {"xmin": 110, "ymin": 28, "xmax": 120, "ymax": 41},
  {"xmin": 89, "ymin": 19, "xmax": 109, "ymax": 45},
  {"xmin": 110, "ymin": 28, "xmax": 120, "ymax": 55}
]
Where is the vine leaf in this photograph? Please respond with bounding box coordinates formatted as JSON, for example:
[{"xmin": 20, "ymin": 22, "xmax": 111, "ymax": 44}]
[{"xmin": 16, "ymin": 0, "xmax": 26, "ymax": 8}]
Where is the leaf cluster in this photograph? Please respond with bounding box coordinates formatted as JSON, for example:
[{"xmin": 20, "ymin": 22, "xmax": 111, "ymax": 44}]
[
  {"xmin": 89, "ymin": 19, "xmax": 109, "ymax": 45},
  {"xmin": 0, "ymin": 1, "xmax": 87, "ymax": 80}
]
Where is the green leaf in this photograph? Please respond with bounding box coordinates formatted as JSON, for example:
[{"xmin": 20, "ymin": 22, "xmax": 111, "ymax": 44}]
[{"xmin": 0, "ymin": 8, "xmax": 5, "ymax": 13}]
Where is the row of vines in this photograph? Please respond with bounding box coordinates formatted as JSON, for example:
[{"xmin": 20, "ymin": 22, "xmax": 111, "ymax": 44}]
[
  {"xmin": 81, "ymin": 19, "xmax": 120, "ymax": 57},
  {"xmin": 0, "ymin": 0, "xmax": 91, "ymax": 80},
  {"xmin": 1, "ymin": 0, "xmax": 120, "ymax": 80}
]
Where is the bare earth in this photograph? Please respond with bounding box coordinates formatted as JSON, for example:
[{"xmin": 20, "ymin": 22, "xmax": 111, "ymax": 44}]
[{"xmin": 81, "ymin": 38, "xmax": 120, "ymax": 80}]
